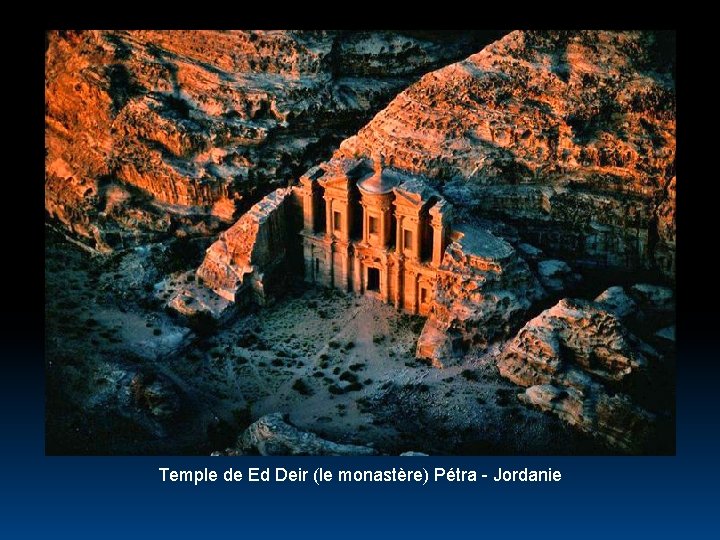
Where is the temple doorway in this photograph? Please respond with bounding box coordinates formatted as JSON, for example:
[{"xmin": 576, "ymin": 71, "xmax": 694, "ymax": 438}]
[{"xmin": 367, "ymin": 267, "xmax": 380, "ymax": 292}]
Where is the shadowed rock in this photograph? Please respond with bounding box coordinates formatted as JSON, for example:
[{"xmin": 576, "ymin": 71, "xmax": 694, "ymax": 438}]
[
  {"xmin": 537, "ymin": 259, "xmax": 580, "ymax": 293},
  {"xmin": 238, "ymin": 413, "xmax": 376, "ymax": 456},
  {"xmin": 417, "ymin": 225, "xmax": 545, "ymax": 367},
  {"xmin": 497, "ymin": 294, "xmax": 671, "ymax": 452}
]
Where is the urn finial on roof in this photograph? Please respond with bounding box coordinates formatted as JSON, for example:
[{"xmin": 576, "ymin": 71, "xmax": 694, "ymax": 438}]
[
  {"xmin": 358, "ymin": 149, "xmax": 398, "ymax": 195},
  {"xmin": 372, "ymin": 149, "xmax": 385, "ymax": 174}
]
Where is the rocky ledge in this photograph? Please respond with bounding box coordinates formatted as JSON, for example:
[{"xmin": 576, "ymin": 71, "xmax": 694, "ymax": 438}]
[{"xmin": 168, "ymin": 187, "xmax": 302, "ymax": 319}]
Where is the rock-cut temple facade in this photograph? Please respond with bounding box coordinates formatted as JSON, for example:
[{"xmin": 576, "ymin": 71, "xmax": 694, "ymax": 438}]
[
  {"xmin": 171, "ymin": 152, "xmax": 542, "ymax": 366},
  {"xmin": 296, "ymin": 154, "xmax": 451, "ymax": 316}
]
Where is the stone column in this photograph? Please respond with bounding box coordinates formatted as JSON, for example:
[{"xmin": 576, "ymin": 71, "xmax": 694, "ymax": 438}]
[
  {"xmin": 429, "ymin": 201, "xmax": 447, "ymax": 268},
  {"xmin": 361, "ymin": 201, "xmax": 368, "ymax": 244},
  {"xmin": 432, "ymin": 222, "xmax": 443, "ymax": 267},
  {"xmin": 396, "ymin": 215, "xmax": 404, "ymax": 252},
  {"xmin": 325, "ymin": 198, "xmax": 332, "ymax": 239},
  {"xmin": 394, "ymin": 257, "xmax": 402, "ymax": 309},
  {"xmin": 322, "ymin": 247, "xmax": 331, "ymax": 288},
  {"xmin": 344, "ymin": 199, "xmax": 352, "ymax": 243},
  {"xmin": 382, "ymin": 254, "xmax": 391, "ymax": 303},
  {"xmin": 353, "ymin": 250, "xmax": 362, "ymax": 293},
  {"xmin": 341, "ymin": 247, "xmax": 349, "ymax": 291},
  {"xmin": 303, "ymin": 241, "xmax": 313, "ymax": 282},
  {"xmin": 381, "ymin": 199, "xmax": 393, "ymax": 248},
  {"xmin": 328, "ymin": 241, "xmax": 334, "ymax": 288},
  {"xmin": 302, "ymin": 187, "xmax": 313, "ymax": 232},
  {"xmin": 414, "ymin": 276, "xmax": 420, "ymax": 315},
  {"xmin": 379, "ymin": 210, "xmax": 386, "ymax": 248},
  {"xmin": 414, "ymin": 218, "xmax": 422, "ymax": 261}
]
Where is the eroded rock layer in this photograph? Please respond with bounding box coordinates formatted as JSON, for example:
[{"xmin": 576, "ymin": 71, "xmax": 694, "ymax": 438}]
[
  {"xmin": 332, "ymin": 30, "xmax": 675, "ymax": 277},
  {"xmin": 195, "ymin": 187, "xmax": 298, "ymax": 301},
  {"xmin": 417, "ymin": 225, "xmax": 544, "ymax": 366},
  {"xmin": 45, "ymin": 30, "xmax": 501, "ymax": 250},
  {"xmin": 497, "ymin": 289, "xmax": 674, "ymax": 452},
  {"xmin": 169, "ymin": 187, "xmax": 302, "ymax": 318}
]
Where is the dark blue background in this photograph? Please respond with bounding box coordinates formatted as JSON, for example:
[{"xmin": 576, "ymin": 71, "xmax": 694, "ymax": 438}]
[{"xmin": 1, "ymin": 333, "xmax": 716, "ymax": 538}]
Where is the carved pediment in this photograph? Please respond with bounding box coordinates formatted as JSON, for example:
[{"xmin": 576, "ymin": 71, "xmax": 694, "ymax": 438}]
[
  {"xmin": 393, "ymin": 188, "xmax": 424, "ymax": 207},
  {"xmin": 318, "ymin": 158, "xmax": 366, "ymax": 191},
  {"xmin": 393, "ymin": 177, "xmax": 441, "ymax": 209},
  {"xmin": 320, "ymin": 174, "xmax": 352, "ymax": 190},
  {"xmin": 300, "ymin": 165, "xmax": 325, "ymax": 186}
]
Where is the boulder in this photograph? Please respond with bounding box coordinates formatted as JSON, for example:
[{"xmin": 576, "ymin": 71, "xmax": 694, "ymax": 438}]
[
  {"xmin": 417, "ymin": 225, "xmax": 545, "ymax": 366},
  {"xmin": 537, "ymin": 259, "xmax": 580, "ymax": 293},
  {"xmin": 594, "ymin": 284, "xmax": 675, "ymax": 343},
  {"xmin": 499, "ymin": 298, "xmax": 652, "ymax": 386},
  {"xmin": 630, "ymin": 284, "xmax": 675, "ymax": 313},
  {"xmin": 595, "ymin": 286, "xmax": 637, "ymax": 319},
  {"xmin": 655, "ymin": 325, "xmax": 675, "ymax": 343},
  {"xmin": 517, "ymin": 243, "xmax": 543, "ymax": 260},
  {"xmin": 416, "ymin": 319, "xmax": 454, "ymax": 368},
  {"xmin": 238, "ymin": 413, "xmax": 376, "ymax": 456},
  {"xmin": 497, "ymin": 297, "xmax": 663, "ymax": 452},
  {"xmin": 520, "ymin": 384, "xmax": 655, "ymax": 451}
]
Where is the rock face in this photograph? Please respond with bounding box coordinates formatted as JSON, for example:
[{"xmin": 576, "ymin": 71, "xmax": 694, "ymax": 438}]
[
  {"xmin": 169, "ymin": 187, "xmax": 302, "ymax": 318},
  {"xmin": 238, "ymin": 413, "xmax": 376, "ymax": 456},
  {"xmin": 332, "ymin": 30, "xmax": 675, "ymax": 278},
  {"xmin": 519, "ymin": 384, "xmax": 655, "ymax": 452},
  {"xmin": 597, "ymin": 283, "xmax": 675, "ymax": 344},
  {"xmin": 45, "ymin": 30, "xmax": 502, "ymax": 250},
  {"xmin": 417, "ymin": 225, "xmax": 544, "ymax": 366},
  {"xmin": 497, "ymin": 294, "xmax": 673, "ymax": 452},
  {"xmin": 196, "ymin": 187, "xmax": 300, "ymax": 302},
  {"xmin": 628, "ymin": 283, "xmax": 674, "ymax": 313}
]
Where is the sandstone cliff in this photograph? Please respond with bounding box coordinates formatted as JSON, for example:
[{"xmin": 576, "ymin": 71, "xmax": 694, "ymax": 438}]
[
  {"xmin": 45, "ymin": 30, "xmax": 501, "ymax": 250},
  {"xmin": 332, "ymin": 30, "xmax": 675, "ymax": 278}
]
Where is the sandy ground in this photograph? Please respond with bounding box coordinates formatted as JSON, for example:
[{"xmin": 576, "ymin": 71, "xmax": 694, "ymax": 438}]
[{"xmin": 45, "ymin": 229, "xmax": 605, "ymax": 455}]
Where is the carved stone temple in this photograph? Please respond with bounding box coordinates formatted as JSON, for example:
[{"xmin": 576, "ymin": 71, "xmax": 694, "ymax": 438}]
[
  {"xmin": 170, "ymin": 153, "xmax": 541, "ymax": 366},
  {"xmin": 296, "ymin": 153, "xmax": 451, "ymax": 316}
]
